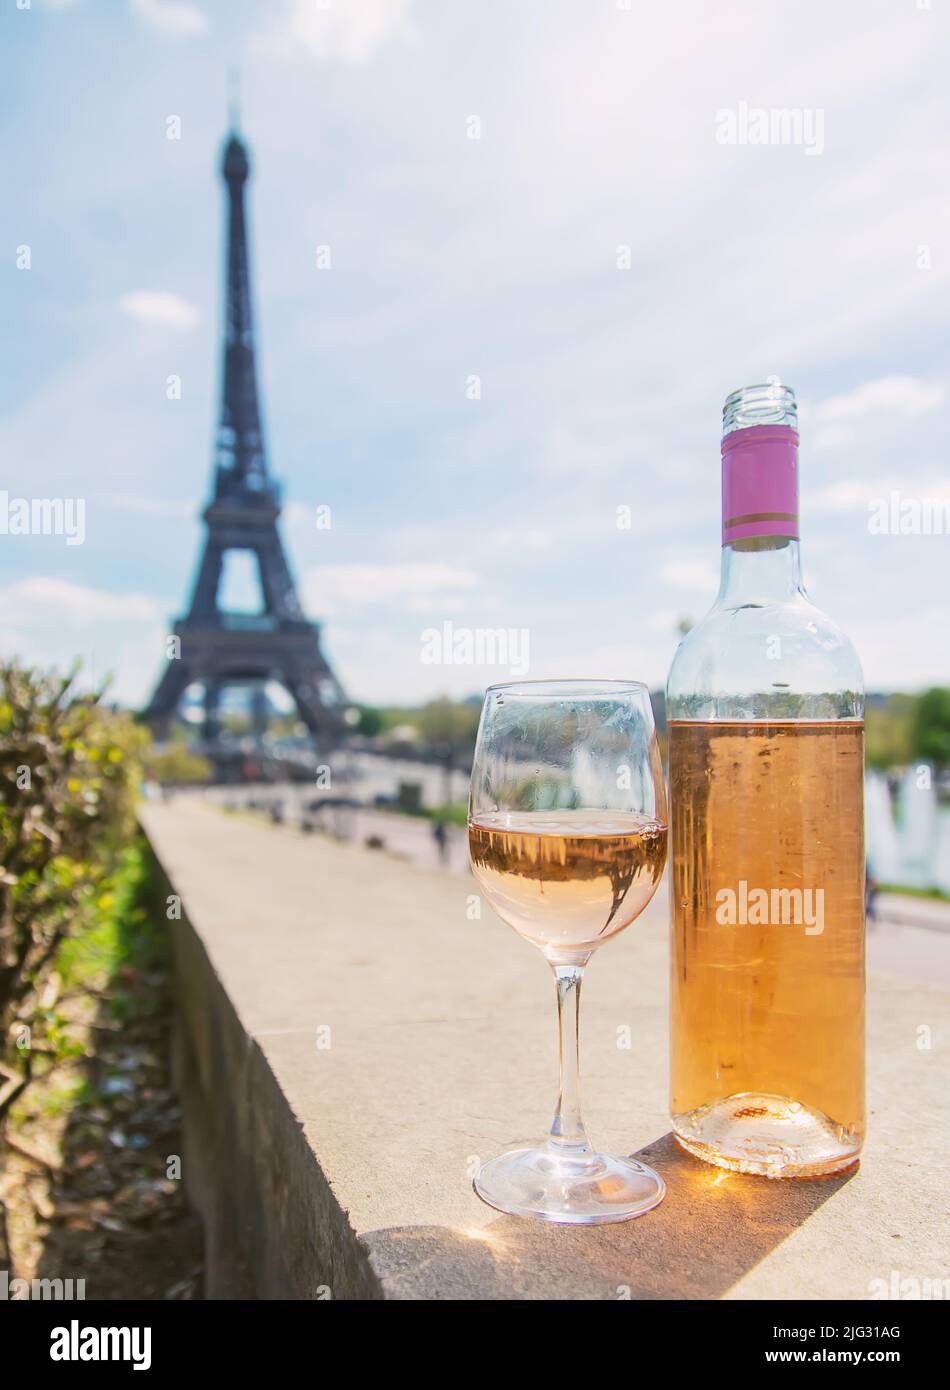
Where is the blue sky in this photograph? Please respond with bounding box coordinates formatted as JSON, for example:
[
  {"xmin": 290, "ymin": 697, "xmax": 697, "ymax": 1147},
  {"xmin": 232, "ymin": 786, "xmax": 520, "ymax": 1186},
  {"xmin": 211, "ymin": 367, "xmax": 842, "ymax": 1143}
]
[{"xmin": 1, "ymin": 0, "xmax": 949, "ymax": 706}]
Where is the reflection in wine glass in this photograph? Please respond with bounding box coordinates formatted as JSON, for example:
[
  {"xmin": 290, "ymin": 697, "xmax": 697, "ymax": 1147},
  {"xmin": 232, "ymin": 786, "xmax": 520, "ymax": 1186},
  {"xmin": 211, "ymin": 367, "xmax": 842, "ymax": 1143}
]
[{"xmin": 468, "ymin": 680, "xmax": 668, "ymax": 1224}]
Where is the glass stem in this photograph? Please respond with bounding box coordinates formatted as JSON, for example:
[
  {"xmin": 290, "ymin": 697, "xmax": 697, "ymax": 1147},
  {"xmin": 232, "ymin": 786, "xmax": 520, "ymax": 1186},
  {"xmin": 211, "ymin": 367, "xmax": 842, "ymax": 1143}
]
[{"xmin": 548, "ymin": 963, "xmax": 591, "ymax": 1154}]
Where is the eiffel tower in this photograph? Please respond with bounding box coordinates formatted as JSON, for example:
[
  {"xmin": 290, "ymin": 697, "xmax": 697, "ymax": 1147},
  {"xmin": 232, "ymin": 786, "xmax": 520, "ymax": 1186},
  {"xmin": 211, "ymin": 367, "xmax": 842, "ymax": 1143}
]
[{"xmin": 146, "ymin": 126, "xmax": 346, "ymax": 749}]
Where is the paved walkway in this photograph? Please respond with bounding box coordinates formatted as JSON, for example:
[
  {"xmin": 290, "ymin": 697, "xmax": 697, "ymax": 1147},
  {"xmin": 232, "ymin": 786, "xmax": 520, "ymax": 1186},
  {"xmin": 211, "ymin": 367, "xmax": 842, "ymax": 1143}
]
[
  {"xmin": 142, "ymin": 798, "xmax": 950, "ymax": 1300},
  {"xmin": 188, "ymin": 788, "xmax": 950, "ymax": 988},
  {"xmin": 875, "ymin": 892, "xmax": 950, "ymax": 932},
  {"xmin": 199, "ymin": 783, "xmax": 471, "ymax": 872}
]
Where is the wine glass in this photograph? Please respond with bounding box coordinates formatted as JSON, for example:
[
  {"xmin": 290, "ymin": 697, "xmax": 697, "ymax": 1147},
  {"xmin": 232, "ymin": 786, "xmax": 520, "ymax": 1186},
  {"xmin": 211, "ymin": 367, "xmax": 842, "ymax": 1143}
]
[{"xmin": 468, "ymin": 679, "xmax": 668, "ymax": 1224}]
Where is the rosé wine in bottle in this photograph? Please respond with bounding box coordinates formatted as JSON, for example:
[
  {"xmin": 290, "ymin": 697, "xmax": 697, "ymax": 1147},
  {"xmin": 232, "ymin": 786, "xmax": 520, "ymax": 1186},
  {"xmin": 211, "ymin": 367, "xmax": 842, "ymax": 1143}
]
[{"xmin": 666, "ymin": 382, "xmax": 865, "ymax": 1178}]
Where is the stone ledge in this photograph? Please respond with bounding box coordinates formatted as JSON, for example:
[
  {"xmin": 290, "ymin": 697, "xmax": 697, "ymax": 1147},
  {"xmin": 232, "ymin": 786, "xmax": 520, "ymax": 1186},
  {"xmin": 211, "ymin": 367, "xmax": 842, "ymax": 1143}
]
[{"xmin": 141, "ymin": 799, "xmax": 949, "ymax": 1300}]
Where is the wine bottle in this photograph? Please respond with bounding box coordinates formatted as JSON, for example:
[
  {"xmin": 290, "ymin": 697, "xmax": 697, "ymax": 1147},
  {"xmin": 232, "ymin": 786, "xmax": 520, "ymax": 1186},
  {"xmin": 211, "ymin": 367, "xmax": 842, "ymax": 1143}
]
[{"xmin": 666, "ymin": 381, "xmax": 865, "ymax": 1178}]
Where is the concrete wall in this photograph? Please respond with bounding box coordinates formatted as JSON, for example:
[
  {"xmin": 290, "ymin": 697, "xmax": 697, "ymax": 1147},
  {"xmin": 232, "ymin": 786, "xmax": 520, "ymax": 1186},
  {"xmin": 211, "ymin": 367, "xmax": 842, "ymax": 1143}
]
[{"xmin": 162, "ymin": 855, "xmax": 382, "ymax": 1300}]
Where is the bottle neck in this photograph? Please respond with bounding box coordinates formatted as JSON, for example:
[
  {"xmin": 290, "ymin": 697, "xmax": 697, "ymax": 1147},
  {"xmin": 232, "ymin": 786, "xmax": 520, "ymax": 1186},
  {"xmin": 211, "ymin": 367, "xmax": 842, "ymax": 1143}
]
[
  {"xmin": 717, "ymin": 537, "xmax": 805, "ymax": 606},
  {"xmin": 719, "ymin": 421, "xmax": 801, "ymax": 605}
]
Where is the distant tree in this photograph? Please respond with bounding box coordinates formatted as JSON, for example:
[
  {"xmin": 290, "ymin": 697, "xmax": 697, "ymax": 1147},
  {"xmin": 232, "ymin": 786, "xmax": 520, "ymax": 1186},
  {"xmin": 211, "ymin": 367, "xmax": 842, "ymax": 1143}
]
[
  {"xmin": 865, "ymin": 695, "xmax": 915, "ymax": 770},
  {"xmin": 911, "ymin": 687, "xmax": 950, "ymax": 769},
  {"xmin": 417, "ymin": 697, "xmax": 480, "ymax": 751},
  {"xmin": 416, "ymin": 698, "xmax": 480, "ymax": 804},
  {"xmin": 146, "ymin": 736, "xmax": 212, "ymax": 785},
  {"xmin": 354, "ymin": 705, "xmax": 384, "ymax": 738}
]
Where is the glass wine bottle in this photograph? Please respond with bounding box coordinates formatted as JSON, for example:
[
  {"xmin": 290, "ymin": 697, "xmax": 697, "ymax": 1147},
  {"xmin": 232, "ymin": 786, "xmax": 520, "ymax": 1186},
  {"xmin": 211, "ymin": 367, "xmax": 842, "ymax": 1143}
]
[{"xmin": 666, "ymin": 381, "xmax": 865, "ymax": 1178}]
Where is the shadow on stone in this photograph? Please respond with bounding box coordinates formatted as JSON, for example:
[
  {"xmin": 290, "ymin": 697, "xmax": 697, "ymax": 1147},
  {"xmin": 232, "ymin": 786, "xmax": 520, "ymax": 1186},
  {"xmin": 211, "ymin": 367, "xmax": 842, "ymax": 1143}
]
[{"xmin": 361, "ymin": 1133, "xmax": 857, "ymax": 1300}]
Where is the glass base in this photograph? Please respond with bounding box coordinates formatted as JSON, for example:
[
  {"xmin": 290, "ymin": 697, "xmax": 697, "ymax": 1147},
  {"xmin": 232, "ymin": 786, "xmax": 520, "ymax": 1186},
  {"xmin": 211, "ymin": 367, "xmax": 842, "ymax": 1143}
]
[
  {"xmin": 673, "ymin": 1092, "xmax": 863, "ymax": 1178},
  {"xmin": 474, "ymin": 1143, "xmax": 666, "ymax": 1224}
]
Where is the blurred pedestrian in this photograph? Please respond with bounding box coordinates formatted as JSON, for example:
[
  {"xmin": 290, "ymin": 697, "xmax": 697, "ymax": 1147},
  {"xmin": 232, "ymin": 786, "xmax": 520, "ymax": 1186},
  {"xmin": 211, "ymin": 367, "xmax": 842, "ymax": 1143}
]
[{"xmin": 432, "ymin": 816, "xmax": 449, "ymax": 867}]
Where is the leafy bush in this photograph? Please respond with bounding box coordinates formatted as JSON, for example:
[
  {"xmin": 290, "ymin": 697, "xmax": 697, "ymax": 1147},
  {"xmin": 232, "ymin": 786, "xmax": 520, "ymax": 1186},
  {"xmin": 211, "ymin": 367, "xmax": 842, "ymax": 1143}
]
[{"xmin": 0, "ymin": 664, "xmax": 146, "ymax": 1130}]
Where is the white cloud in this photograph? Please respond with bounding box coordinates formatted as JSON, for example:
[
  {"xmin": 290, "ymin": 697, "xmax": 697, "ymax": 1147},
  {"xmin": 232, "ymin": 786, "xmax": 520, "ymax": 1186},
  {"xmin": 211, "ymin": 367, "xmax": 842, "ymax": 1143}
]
[
  {"xmin": 282, "ymin": 501, "xmax": 319, "ymax": 528},
  {"xmin": 106, "ymin": 495, "xmax": 196, "ymax": 519},
  {"xmin": 660, "ymin": 557, "xmax": 720, "ymax": 593},
  {"xmin": 118, "ymin": 290, "xmax": 199, "ymax": 329},
  {"xmin": 130, "ymin": 0, "xmax": 209, "ymax": 39},
  {"xmin": 540, "ymin": 429, "xmax": 622, "ymax": 476},
  {"xmin": 0, "ymin": 579, "xmax": 166, "ymax": 706},
  {"xmin": 487, "ymin": 526, "xmax": 554, "ymax": 552},
  {"xmin": 811, "ymin": 474, "xmax": 950, "ymax": 513},
  {"xmin": 261, "ymin": 0, "xmax": 413, "ymax": 63},
  {"xmin": 644, "ymin": 608, "xmax": 684, "ymax": 634},
  {"xmin": 302, "ymin": 562, "xmax": 478, "ymax": 616},
  {"xmin": 817, "ymin": 376, "xmax": 946, "ymax": 422},
  {"xmin": 849, "ymin": 606, "xmax": 950, "ymax": 692},
  {"xmin": 0, "ymin": 578, "xmax": 159, "ymax": 622},
  {"xmin": 811, "ymin": 376, "xmax": 946, "ymax": 447}
]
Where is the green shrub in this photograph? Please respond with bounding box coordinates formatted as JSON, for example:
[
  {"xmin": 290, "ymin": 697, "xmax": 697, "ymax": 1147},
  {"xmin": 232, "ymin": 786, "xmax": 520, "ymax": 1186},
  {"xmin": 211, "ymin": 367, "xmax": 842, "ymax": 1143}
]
[{"xmin": 0, "ymin": 664, "xmax": 146, "ymax": 1128}]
